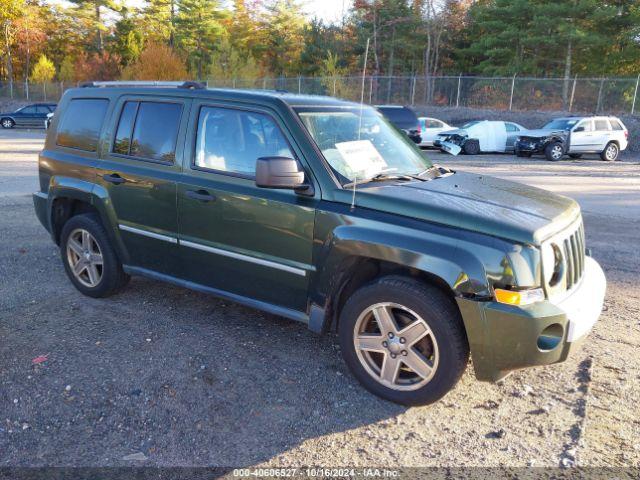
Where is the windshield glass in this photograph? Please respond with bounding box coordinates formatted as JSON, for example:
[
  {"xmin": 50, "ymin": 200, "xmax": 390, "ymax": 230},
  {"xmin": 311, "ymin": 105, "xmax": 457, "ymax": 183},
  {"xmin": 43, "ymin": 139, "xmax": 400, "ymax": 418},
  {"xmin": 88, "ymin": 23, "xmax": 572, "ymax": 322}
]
[
  {"xmin": 543, "ymin": 119, "xmax": 579, "ymax": 131},
  {"xmin": 295, "ymin": 106, "xmax": 431, "ymax": 185}
]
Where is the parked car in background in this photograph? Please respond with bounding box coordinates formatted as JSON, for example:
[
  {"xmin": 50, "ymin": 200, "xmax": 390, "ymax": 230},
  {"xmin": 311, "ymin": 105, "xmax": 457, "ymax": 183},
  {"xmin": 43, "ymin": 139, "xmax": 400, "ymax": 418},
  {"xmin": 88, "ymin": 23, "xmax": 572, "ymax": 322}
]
[
  {"xmin": 515, "ymin": 116, "xmax": 628, "ymax": 161},
  {"xmin": 376, "ymin": 105, "xmax": 422, "ymax": 144},
  {"xmin": 434, "ymin": 120, "xmax": 525, "ymax": 155},
  {"xmin": 417, "ymin": 117, "xmax": 452, "ymax": 147},
  {"xmin": 0, "ymin": 103, "xmax": 57, "ymax": 129}
]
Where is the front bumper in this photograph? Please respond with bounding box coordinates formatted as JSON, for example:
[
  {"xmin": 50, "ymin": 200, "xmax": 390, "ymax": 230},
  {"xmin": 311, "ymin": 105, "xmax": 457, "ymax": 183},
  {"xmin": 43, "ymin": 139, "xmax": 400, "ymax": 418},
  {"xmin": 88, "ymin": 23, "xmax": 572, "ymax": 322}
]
[
  {"xmin": 514, "ymin": 139, "xmax": 544, "ymax": 154},
  {"xmin": 457, "ymin": 256, "xmax": 606, "ymax": 382}
]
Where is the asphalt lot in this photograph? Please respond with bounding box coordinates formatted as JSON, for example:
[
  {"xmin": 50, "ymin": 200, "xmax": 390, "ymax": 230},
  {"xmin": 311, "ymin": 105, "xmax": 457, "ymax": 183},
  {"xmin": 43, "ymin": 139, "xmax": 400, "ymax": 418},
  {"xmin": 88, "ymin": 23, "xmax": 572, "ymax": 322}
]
[{"xmin": 1, "ymin": 129, "xmax": 639, "ymax": 469}]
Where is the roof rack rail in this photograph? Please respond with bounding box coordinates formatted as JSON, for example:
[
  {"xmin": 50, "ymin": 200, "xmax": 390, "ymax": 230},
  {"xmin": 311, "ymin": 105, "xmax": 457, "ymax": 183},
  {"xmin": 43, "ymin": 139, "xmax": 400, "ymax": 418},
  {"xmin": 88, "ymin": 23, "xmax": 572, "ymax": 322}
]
[{"xmin": 79, "ymin": 81, "xmax": 206, "ymax": 90}]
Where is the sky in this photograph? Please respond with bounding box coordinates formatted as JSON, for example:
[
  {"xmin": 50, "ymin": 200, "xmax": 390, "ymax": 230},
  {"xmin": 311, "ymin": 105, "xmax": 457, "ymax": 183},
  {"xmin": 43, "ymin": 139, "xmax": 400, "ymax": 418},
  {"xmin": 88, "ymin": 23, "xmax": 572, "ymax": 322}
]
[{"xmin": 47, "ymin": 0, "xmax": 353, "ymax": 24}]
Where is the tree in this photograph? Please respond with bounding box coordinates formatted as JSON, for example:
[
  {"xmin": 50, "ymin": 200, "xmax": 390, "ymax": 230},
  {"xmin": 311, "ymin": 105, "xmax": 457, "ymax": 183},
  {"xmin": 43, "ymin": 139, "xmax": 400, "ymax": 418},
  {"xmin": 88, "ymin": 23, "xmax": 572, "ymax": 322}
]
[
  {"xmin": 67, "ymin": 0, "xmax": 116, "ymax": 52},
  {"xmin": 30, "ymin": 53, "xmax": 55, "ymax": 82},
  {"xmin": 58, "ymin": 56, "xmax": 75, "ymax": 83},
  {"xmin": 142, "ymin": 0, "xmax": 177, "ymax": 46},
  {"xmin": 261, "ymin": 0, "xmax": 306, "ymax": 76},
  {"xmin": 109, "ymin": 7, "xmax": 144, "ymax": 67},
  {"xmin": 74, "ymin": 51, "xmax": 121, "ymax": 81},
  {"xmin": 208, "ymin": 37, "xmax": 261, "ymax": 83},
  {"xmin": 30, "ymin": 54, "xmax": 55, "ymax": 99},
  {"xmin": 0, "ymin": 0, "xmax": 23, "ymax": 94},
  {"xmin": 175, "ymin": 0, "xmax": 226, "ymax": 79},
  {"xmin": 121, "ymin": 42, "xmax": 188, "ymax": 80}
]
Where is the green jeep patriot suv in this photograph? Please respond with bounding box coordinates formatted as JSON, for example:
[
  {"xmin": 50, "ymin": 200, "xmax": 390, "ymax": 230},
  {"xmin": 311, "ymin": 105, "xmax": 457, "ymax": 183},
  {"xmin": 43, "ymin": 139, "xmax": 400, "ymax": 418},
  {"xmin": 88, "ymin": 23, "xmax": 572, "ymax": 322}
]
[{"xmin": 33, "ymin": 81, "xmax": 606, "ymax": 405}]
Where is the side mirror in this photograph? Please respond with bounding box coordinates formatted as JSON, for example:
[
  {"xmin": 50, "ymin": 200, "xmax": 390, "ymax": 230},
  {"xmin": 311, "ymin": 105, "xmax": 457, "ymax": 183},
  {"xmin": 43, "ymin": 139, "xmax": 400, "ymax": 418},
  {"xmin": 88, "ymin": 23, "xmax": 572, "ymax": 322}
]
[
  {"xmin": 255, "ymin": 156, "xmax": 311, "ymax": 194},
  {"xmin": 573, "ymin": 126, "xmax": 585, "ymax": 132}
]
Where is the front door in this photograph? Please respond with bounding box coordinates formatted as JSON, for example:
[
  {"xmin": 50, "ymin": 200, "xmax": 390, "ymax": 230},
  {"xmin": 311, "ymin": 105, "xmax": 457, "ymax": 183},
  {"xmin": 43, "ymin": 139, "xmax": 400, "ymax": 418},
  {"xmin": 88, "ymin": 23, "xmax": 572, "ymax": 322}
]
[
  {"xmin": 177, "ymin": 102, "xmax": 317, "ymax": 313},
  {"xmin": 94, "ymin": 96, "xmax": 191, "ymax": 274}
]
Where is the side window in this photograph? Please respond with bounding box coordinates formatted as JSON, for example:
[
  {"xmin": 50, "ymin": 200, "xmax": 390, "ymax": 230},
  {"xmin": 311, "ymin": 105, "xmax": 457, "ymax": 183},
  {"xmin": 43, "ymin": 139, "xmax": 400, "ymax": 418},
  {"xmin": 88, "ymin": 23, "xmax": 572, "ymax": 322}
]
[
  {"xmin": 20, "ymin": 106, "xmax": 37, "ymax": 114},
  {"xmin": 505, "ymin": 123, "xmax": 518, "ymax": 132},
  {"xmin": 194, "ymin": 106, "xmax": 294, "ymax": 176},
  {"xmin": 113, "ymin": 101, "xmax": 138, "ymax": 155},
  {"xmin": 594, "ymin": 119, "xmax": 610, "ymax": 131},
  {"xmin": 36, "ymin": 106, "xmax": 50, "ymax": 114},
  {"xmin": 56, "ymin": 98, "xmax": 109, "ymax": 152},
  {"xmin": 112, "ymin": 101, "xmax": 182, "ymax": 162},
  {"xmin": 426, "ymin": 119, "xmax": 441, "ymax": 128},
  {"xmin": 575, "ymin": 120, "xmax": 593, "ymax": 132}
]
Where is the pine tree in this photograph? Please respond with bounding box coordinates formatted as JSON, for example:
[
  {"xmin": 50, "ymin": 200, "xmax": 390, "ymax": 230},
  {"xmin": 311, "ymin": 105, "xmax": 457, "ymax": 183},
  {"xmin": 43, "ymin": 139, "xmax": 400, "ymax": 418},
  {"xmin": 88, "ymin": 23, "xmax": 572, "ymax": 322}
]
[
  {"xmin": 175, "ymin": 0, "xmax": 226, "ymax": 79},
  {"xmin": 262, "ymin": 0, "xmax": 306, "ymax": 76}
]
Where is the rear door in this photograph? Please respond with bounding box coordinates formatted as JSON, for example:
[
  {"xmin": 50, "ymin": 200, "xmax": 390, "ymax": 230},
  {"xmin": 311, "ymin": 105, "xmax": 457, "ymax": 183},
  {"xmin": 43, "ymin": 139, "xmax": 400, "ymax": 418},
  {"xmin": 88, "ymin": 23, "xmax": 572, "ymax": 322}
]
[
  {"xmin": 176, "ymin": 101, "xmax": 317, "ymax": 313},
  {"xmin": 15, "ymin": 105, "xmax": 38, "ymax": 126},
  {"xmin": 569, "ymin": 119, "xmax": 595, "ymax": 152},
  {"xmin": 593, "ymin": 118, "xmax": 612, "ymax": 151},
  {"xmin": 95, "ymin": 95, "xmax": 190, "ymax": 275}
]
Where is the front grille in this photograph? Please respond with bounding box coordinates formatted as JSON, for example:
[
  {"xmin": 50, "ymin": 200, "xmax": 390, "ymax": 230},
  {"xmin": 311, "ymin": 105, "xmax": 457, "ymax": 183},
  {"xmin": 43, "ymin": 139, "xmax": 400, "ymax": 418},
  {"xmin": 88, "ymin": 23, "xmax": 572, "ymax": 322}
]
[{"xmin": 562, "ymin": 222, "xmax": 586, "ymax": 290}]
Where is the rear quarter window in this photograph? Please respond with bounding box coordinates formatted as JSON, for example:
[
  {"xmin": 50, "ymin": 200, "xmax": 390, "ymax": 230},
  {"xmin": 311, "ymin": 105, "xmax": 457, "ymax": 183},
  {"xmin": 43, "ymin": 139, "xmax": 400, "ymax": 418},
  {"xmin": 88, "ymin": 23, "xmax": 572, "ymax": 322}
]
[
  {"xmin": 56, "ymin": 98, "xmax": 109, "ymax": 152},
  {"xmin": 610, "ymin": 119, "xmax": 624, "ymax": 131}
]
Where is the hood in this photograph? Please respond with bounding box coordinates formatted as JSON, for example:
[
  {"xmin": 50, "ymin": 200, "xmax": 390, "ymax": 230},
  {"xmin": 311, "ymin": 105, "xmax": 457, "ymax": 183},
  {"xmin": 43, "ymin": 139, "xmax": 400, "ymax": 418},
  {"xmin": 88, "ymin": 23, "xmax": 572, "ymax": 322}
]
[
  {"xmin": 438, "ymin": 128, "xmax": 467, "ymax": 137},
  {"xmin": 354, "ymin": 172, "xmax": 580, "ymax": 245},
  {"xmin": 518, "ymin": 129, "xmax": 567, "ymax": 138}
]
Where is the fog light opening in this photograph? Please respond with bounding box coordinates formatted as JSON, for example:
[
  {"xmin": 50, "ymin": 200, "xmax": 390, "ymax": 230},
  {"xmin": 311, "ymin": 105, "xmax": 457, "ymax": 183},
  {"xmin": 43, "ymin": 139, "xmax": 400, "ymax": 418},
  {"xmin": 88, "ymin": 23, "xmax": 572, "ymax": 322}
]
[{"xmin": 537, "ymin": 323, "xmax": 564, "ymax": 351}]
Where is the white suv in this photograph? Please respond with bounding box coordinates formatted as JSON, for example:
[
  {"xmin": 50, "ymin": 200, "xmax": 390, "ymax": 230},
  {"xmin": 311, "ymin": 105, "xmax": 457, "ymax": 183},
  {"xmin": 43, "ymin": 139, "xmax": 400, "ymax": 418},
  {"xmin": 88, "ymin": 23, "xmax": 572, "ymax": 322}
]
[{"xmin": 515, "ymin": 116, "xmax": 629, "ymax": 161}]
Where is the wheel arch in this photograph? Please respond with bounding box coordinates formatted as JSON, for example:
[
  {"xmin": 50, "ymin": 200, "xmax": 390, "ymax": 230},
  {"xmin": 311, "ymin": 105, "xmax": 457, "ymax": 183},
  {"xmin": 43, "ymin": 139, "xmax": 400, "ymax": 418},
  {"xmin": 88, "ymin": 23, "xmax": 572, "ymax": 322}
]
[{"xmin": 308, "ymin": 226, "xmax": 493, "ymax": 334}]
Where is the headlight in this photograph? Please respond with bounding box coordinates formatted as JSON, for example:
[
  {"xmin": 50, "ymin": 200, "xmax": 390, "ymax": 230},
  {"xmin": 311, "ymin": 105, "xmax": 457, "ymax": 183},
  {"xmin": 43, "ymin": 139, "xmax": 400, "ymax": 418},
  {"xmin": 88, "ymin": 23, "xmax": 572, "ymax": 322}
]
[
  {"xmin": 494, "ymin": 287, "xmax": 545, "ymax": 306},
  {"xmin": 541, "ymin": 242, "xmax": 563, "ymax": 286}
]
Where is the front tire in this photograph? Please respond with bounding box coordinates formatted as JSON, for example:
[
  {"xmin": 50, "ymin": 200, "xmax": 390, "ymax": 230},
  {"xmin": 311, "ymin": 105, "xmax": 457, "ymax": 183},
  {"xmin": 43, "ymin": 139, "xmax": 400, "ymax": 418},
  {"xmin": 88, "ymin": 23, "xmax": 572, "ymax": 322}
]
[
  {"xmin": 545, "ymin": 142, "xmax": 564, "ymax": 161},
  {"xmin": 1, "ymin": 118, "xmax": 14, "ymax": 129},
  {"xmin": 60, "ymin": 214, "xmax": 129, "ymax": 298},
  {"xmin": 600, "ymin": 142, "xmax": 619, "ymax": 162},
  {"xmin": 338, "ymin": 276, "xmax": 469, "ymax": 406},
  {"xmin": 463, "ymin": 139, "xmax": 480, "ymax": 155}
]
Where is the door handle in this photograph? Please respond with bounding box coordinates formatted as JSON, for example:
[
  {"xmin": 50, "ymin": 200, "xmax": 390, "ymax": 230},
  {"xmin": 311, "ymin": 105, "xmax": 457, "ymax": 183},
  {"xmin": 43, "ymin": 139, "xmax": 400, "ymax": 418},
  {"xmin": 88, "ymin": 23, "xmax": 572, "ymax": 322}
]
[
  {"xmin": 102, "ymin": 173, "xmax": 126, "ymax": 185},
  {"xmin": 186, "ymin": 189, "xmax": 216, "ymax": 202}
]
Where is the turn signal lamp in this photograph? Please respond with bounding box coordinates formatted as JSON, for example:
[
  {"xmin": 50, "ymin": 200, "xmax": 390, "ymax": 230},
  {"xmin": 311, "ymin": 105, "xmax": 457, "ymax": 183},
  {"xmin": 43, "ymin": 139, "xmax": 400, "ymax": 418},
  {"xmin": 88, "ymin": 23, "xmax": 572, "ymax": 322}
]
[{"xmin": 495, "ymin": 288, "xmax": 545, "ymax": 306}]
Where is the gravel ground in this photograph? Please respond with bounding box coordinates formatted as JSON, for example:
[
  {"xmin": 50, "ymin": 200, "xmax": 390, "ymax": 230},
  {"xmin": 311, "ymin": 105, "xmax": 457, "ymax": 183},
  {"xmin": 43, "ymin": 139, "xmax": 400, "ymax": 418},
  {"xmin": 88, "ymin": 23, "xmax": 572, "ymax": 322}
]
[{"xmin": 0, "ymin": 130, "xmax": 639, "ymax": 470}]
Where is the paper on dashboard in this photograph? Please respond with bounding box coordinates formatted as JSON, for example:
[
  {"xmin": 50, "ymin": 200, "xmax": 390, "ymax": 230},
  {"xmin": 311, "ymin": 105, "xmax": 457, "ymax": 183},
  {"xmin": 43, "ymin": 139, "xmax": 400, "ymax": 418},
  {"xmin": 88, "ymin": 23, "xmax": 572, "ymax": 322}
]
[{"xmin": 335, "ymin": 140, "xmax": 388, "ymax": 178}]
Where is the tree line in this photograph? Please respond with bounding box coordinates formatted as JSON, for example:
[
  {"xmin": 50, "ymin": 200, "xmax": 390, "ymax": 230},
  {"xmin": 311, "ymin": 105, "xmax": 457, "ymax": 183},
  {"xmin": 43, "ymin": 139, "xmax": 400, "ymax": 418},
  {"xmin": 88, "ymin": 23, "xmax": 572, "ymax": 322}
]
[{"xmin": 2, "ymin": 0, "xmax": 639, "ymax": 90}]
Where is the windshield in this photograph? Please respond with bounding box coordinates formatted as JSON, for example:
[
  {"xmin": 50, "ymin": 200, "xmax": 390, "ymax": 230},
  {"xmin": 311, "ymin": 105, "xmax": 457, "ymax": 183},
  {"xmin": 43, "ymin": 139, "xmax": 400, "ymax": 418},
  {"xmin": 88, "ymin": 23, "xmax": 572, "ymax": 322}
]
[
  {"xmin": 543, "ymin": 119, "xmax": 579, "ymax": 131},
  {"xmin": 461, "ymin": 121, "xmax": 480, "ymax": 129},
  {"xmin": 295, "ymin": 106, "xmax": 431, "ymax": 185}
]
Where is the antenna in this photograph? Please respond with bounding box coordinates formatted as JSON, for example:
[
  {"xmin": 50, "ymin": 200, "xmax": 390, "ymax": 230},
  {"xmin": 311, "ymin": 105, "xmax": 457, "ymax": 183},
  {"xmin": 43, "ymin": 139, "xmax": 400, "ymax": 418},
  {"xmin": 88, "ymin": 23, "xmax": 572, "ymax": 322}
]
[{"xmin": 352, "ymin": 37, "xmax": 370, "ymax": 211}]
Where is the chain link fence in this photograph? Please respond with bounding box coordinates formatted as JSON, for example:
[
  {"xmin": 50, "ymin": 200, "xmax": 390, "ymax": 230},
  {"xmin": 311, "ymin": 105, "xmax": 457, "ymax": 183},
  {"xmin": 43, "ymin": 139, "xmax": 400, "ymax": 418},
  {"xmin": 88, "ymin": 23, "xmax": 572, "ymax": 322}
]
[{"xmin": 3, "ymin": 75, "xmax": 640, "ymax": 115}]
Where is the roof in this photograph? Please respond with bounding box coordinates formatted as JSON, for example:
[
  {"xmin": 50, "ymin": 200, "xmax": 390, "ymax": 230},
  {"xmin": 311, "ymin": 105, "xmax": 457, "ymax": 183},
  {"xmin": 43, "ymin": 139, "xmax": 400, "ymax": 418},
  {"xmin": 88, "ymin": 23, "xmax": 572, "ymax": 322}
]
[{"xmin": 72, "ymin": 82, "xmax": 361, "ymax": 109}]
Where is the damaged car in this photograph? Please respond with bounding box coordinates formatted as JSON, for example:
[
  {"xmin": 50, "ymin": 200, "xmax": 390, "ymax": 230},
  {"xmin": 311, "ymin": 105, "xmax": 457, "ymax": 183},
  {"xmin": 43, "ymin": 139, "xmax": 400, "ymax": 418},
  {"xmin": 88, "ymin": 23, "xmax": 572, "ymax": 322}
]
[
  {"xmin": 514, "ymin": 116, "xmax": 629, "ymax": 162},
  {"xmin": 434, "ymin": 120, "xmax": 525, "ymax": 155}
]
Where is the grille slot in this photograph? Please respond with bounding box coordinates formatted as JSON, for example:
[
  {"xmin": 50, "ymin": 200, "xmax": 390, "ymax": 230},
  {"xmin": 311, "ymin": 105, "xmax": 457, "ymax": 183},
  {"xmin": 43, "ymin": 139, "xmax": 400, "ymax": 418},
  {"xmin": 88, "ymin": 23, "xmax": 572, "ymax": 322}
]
[
  {"xmin": 546, "ymin": 220, "xmax": 586, "ymax": 297},
  {"xmin": 562, "ymin": 223, "xmax": 585, "ymax": 291}
]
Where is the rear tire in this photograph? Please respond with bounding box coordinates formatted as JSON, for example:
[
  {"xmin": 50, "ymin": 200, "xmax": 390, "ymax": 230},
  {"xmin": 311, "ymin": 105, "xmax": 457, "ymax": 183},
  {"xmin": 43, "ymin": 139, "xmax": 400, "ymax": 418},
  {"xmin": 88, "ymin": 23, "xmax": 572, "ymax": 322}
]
[
  {"xmin": 1, "ymin": 118, "xmax": 14, "ymax": 129},
  {"xmin": 338, "ymin": 276, "xmax": 469, "ymax": 406},
  {"xmin": 545, "ymin": 142, "xmax": 564, "ymax": 161},
  {"xmin": 600, "ymin": 142, "xmax": 619, "ymax": 162},
  {"xmin": 60, "ymin": 213, "xmax": 130, "ymax": 298},
  {"xmin": 568, "ymin": 153, "xmax": 582, "ymax": 159},
  {"xmin": 463, "ymin": 139, "xmax": 480, "ymax": 155}
]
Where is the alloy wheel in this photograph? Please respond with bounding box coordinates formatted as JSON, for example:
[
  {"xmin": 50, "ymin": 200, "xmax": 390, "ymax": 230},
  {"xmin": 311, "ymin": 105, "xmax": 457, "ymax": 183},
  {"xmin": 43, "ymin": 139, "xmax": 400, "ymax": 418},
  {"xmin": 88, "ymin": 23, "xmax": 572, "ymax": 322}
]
[
  {"xmin": 551, "ymin": 145, "xmax": 563, "ymax": 160},
  {"xmin": 66, "ymin": 228, "xmax": 104, "ymax": 288},
  {"xmin": 353, "ymin": 302, "xmax": 439, "ymax": 391},
  {"xmin": 606, "ymin": 144, "xmax": 618, "ymax": 161},
  {"xmin": 2, "ymin": 119, "xmax": 13, "ymax": 128}
]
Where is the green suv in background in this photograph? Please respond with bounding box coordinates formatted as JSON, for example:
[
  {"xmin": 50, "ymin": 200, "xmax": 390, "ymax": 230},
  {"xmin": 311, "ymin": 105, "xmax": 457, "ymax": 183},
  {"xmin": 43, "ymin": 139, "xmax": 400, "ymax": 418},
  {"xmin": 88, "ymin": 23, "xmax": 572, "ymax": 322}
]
[{"xmin": 33, "ymin": 81, "xmax": 606, "ymax": 405}]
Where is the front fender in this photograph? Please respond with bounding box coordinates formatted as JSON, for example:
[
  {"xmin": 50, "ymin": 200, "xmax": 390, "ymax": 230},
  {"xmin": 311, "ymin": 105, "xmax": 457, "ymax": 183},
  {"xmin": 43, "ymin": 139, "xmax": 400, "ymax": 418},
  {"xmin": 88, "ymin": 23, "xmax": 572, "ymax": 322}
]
[{"xmin": 309, "ymin": 209, "xmax": 516, "ymax": 328}]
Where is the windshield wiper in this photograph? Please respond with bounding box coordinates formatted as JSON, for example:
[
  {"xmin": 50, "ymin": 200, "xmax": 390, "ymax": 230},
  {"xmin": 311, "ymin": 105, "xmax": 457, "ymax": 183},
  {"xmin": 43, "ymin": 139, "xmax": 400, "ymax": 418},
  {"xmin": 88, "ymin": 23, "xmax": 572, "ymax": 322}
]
[{"xmin": 343, "ymin": 172, "xmax": 417, "ymax": 188}]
